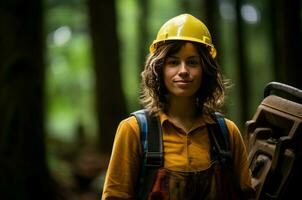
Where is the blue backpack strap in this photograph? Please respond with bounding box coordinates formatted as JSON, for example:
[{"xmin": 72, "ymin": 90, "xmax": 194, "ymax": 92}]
[
  {"xmin": 208, "ymin": 112, "xmax": 232, "ymax": 169},
  {"xmin": 131, "ymin": 109, "xmax": 163, "ymax": 200},
  {"xmin": 209, "ymin": 112, "xmax": 245, "ymax": 198},
  {"xmin": 214, "ymin": 112, "xmax": 230, "ymax": 150},
  {"xmin": 131, "ymin": 109, "xmax": 148, "ymax": 157}
]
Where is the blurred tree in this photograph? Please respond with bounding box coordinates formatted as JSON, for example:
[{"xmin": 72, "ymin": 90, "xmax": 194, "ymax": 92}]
[
  {"xmin": 87, "ymin": 0, "xmax": 127, "ymax": 153},
  {"xmin": 0, "ymin": 0, "xmax": 58, "ymax": 199},
  {"xmin": 180, "ymin": 0, "xmax": 190, "ymax": 11},
  {"xmin": 234, "ymin": 0, "xmax": 250, "ymax": 123},
  {"xmin": 44, "ymin": 0, "xmax": 98, "ymax": 143},
  {"xmin": 137, "ymin": 0, "xmax": 149, "ymax": 71},
  {"xmin": 271, "ymin": 0, "xmax": 302, "ymax": 89},
  {"xmin": 204, "ymin": 0, "xmax": 221, "ymax": 54}
]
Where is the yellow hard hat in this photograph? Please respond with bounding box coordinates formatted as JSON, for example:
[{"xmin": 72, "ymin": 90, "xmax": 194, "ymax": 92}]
[{"xmin": 149, "ymin": 14, "xmax": 217, "ymax": 58}]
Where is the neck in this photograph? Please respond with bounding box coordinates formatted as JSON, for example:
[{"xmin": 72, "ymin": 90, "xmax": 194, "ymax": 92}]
[
  {"xmin": 166, "ymin": 96, "xmax": 198, "ymax": 119},
  {"xmin": 165, "ymin": 96, "xmax": 201, "ymax": 133}
]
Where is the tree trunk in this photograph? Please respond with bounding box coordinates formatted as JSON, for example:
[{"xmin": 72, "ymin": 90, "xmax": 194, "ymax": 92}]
[
  {"xmin": 87, "ymin": 0, "xmax": 128, "ymax": 153},
  {"xmin": 234, "ymin": 0, "xmax": 249, "ymax": 124},
  {"xmin": 0, "ymin": 0, "xmax": 57, "ymax": 199},
  {"xmin": 180, "ymin": 0, "xmax": 190, "ymax": 11},
  {"xmin": 271, "ymin": 0, "xmax": 302, "ymax": 89},
  {"xmin": 204, "ymin": 0, "xmax": 221, "ymax": 57}
]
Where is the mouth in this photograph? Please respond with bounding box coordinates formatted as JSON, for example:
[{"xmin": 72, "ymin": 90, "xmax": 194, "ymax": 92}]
[
  {"xmin": 174, "ymin": 80, "xmax": 192, "ymax": 83},
  {"xmin": 173, "ymin": 80, "xmax": 193, "ymax": 88}
]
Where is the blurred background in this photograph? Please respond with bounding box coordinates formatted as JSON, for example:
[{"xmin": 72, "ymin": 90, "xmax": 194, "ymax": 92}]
[{"xmin": 0, "ymin": 0, "xmax": 301, "ymax": 199}]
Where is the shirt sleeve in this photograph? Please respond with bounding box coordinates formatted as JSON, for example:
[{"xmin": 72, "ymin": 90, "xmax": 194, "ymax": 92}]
[
  {"xmin": 225, "ymin": 119, "xmax": 254, "ymax": 192},
  {"xmin": 102, "ymin": 116, "xmax": 142, "ymax": 200}
]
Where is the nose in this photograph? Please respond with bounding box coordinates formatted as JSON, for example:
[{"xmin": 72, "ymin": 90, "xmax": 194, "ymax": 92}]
[{"xmin": 178, "ymin": 62, "xmax": 189, "ymax": 77}]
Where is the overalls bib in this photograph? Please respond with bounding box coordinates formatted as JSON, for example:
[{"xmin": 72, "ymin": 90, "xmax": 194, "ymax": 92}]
[{"xmin": 147, "ymin": 161, "xmax": 223, "ymax": 200}]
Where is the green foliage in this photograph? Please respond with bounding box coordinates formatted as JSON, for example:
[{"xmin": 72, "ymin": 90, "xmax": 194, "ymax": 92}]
[
  {"xmin": 116, "ymin": 0, "xmax": 140, "ymax": 112},
  {"xmin": 45, "ymin": 1, "xmax": 96, "ymax": 141}
]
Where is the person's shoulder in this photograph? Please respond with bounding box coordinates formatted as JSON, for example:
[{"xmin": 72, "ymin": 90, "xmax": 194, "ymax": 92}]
[
  {"xmin": 119, "ymin": 115, "xmax": 139, "ymax": 131},
  {"xmin": 114, "ymin": 115, "xmax": 141, "ymax": 143},
  {"xmin": 224, "ymin": 117, "xmax": 237, "ymax": 127},
  {"xmin": 223, "ymin": 117, "xmax": 240, "ymax": 134}
]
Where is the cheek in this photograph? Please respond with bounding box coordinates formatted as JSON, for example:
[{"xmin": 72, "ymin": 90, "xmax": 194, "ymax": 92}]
[
  {"xmin": 198, "ymin": 71, "xmax": 203, "ymax": 85},
  {"xmin": 163, "ymin": 68, "xmax": 173, "ymax": 82},
  {"xmin": 194, "ymin": 68, "xmax": 203, "ymax": 84},
  {"xmin": 194, "ymin": 77, "xmax": 202, "ymax": 91},
  {"xmin": 162, "ymin": 68, "xmax": 170, "ymax": 87},
  {"xmin": 163, "ymin": 74, "xmax": 171, "ymax": 88},
  {"xmin": 193, "ymin": 71, "xmax": 203, "ymax": 92}
]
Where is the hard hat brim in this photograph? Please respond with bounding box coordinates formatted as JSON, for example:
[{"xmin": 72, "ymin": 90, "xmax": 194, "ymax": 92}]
[{"xmin": 149, "ymin": 38, "xmax": 217, "ymax": 59}]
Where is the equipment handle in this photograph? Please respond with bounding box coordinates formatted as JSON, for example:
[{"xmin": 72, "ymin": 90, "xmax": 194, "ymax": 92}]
[{"xmin": 264, "ymin": 82, "xmax": 302, "ymax": 103}]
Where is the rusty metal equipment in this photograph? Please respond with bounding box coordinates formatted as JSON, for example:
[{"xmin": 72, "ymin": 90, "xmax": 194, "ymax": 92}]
[{"xmin": 246, "ymin": 82, "xmax": 302, "ymax": 199}]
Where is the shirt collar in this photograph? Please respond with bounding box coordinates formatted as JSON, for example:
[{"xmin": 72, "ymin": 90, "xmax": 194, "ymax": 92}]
[{"xmin": 158, "ymin": 110, "xmax": 216, "ymax": 128}]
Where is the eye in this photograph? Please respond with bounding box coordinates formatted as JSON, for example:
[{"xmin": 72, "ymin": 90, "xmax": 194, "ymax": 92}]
[
  {"xmin": 165, "ymin": 58, "xmax": 179, "ymax": 66},
  {"xmin": 187, "ymin": 59, "xmax": 200, "ymax": 66}
]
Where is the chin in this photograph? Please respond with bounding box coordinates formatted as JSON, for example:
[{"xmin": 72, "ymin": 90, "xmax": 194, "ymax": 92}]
[{"xmin": 173, "ymin": 92, "xmax": 196, "ymax": 98}]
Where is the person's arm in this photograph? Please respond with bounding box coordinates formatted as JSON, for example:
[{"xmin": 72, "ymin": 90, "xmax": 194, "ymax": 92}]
[
  {"xmin": 226, "ymin": 119, "xmax": 255, "ymax": 197},
  {"xmin": 102, "ymin": 117, "xmax": 142, "ymax": 200}
]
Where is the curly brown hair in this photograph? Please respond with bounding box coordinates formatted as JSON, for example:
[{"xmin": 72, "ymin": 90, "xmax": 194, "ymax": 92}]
[{"xmin": 139, "ymin": 40, "xmax": 227, "ymax": 114}]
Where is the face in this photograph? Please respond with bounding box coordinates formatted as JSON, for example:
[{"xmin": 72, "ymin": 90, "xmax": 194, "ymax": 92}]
[{"xmin": 163, "ymin": 42, "xmax": 202, "ymax": 98}]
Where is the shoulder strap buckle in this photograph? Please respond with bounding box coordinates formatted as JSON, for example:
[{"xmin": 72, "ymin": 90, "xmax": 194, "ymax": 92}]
[{"xmin": 145, "ymin": 152, "xmax": 164, "ymax": 167}]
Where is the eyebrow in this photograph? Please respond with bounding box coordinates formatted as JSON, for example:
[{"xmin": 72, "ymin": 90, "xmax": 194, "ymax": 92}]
[{"xmin": 167, "ymin": 55, "xmax": 199, "ymax": 59}]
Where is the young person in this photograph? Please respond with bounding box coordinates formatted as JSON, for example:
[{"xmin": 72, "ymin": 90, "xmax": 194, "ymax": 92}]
[{"xmin": 102, "ymin": 14, "xmax": 254, "ymax": 200}]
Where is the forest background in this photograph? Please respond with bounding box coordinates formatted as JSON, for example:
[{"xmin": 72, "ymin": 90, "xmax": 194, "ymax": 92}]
[{"xmin": 0, "ymin": 0, "xmax": 301, "ymax": 199}]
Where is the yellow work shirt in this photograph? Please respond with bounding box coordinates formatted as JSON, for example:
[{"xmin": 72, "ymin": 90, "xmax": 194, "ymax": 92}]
[{"xmin": 102, "ymin": 111, "xmax": 253, "ymax": 199}]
